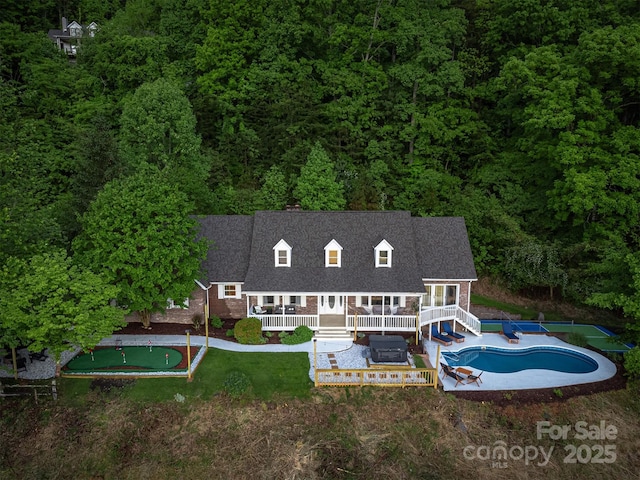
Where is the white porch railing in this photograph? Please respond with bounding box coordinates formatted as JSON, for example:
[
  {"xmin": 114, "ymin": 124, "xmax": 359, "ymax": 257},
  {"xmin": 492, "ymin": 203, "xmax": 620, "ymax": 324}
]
[
  {"xmin": 346, "ymin": 315, "xmax": 416, "ymax": 332},
  {"xmin": 454, "ymin": 307, "xmax": 482, "ymax": 336},
  {"xmin": 419, "ymin": 306, "xmax": 482, "ymax": 336},
  {"xmin": 251, "ymin": 305, "xmax": 481, "ymax": 336},
  {"xmin": 252, "ymin": 314, "xmax": 319, "ymax": 331}
]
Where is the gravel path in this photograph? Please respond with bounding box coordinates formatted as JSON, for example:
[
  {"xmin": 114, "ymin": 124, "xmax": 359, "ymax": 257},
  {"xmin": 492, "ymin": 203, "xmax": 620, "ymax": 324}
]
[{"xmin": 1, "ymin": 348, "xmax": 78, "ymax": 380}]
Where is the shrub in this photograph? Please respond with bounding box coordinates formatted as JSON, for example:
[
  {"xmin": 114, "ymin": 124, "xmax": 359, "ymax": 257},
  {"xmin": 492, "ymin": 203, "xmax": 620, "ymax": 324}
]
[
  {"xmin": 191, "ymin": 314, "xmax": 203, "ymax": 331},
  {"xmin": 624, "ymin": 347, "xmax": 640, "ymax": 380},
  {"xmin": 223, "ymin": 371, "xmax": 251, "ymax": 397},
  {"xmin": 234, "ymin": 317, "xmax": 265, "ymax": 344},
  {"xmin": 226, "ymin": 329, "xmax": 235, "ymax": 338},
  {"xmin": 567, "ymin": 331, "xmax": 589, "ymax": 348},
  {"xmin": 264, "ymin": 331, "xmax": 273, "ymax": 338},
  {"xmin": 210, "ymin": 316, "xmax": 223, "ymax": 329},
  {"xmin": 281, "ymin": 325, "xmax": 314, "ymax": 345},
  {"xmin": 279, "ymin": 331, "xmax": 290, "ymax": 339}
]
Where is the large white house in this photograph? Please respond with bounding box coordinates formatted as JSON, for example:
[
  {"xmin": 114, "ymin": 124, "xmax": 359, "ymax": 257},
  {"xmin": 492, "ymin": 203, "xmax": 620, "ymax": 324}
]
[{"xmin": 140, "ymin": 210, "xmax": 481, "ymax": 341}]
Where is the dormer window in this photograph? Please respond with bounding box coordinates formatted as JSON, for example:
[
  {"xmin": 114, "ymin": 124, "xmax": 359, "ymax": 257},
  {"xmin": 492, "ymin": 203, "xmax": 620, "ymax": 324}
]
[
  {"xmin": 67, "ymin": 21, "xmax": 82, "ymax": 37},
  {"xmin": 324, "ymin": 239, "xmax": 343, "ymax": 267},
  {"xmin": 273, "ymin": 239, "xmax": 292, "ymax": 267},
  {"xmin": 374, "ymin": 239, "xmax": 393, "ymax": 268}
]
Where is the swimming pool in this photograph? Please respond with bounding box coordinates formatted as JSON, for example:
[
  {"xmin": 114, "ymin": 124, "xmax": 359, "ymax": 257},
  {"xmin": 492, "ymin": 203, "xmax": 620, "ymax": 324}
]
[{"xmin": 442, "ymin": 346, "xmax": 598, "ymax": 374}]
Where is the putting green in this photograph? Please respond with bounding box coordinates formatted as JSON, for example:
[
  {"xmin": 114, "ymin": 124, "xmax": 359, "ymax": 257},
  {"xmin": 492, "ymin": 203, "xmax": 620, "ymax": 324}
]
[{"xmin": 65, "ymin": 346, "xmax": 183, "ymax": 372}]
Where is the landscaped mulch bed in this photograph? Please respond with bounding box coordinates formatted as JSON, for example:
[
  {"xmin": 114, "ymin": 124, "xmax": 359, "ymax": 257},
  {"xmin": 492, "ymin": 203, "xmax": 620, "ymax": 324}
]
[{"xmin": 116, "ymin": 320, "xmax": 282, "ymax": 345}]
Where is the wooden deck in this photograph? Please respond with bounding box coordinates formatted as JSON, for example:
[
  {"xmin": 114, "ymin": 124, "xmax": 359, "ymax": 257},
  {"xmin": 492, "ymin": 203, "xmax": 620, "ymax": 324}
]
[{"xmin": 315, "ymin": 367, "xmax": 438, "ymax": 388}]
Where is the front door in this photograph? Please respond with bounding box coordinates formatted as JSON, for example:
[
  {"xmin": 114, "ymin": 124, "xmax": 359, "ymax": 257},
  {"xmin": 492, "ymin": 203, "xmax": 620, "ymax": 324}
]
[{"xmin": 319, "ymin": 294, "xmax": 344, "ymax": 315}]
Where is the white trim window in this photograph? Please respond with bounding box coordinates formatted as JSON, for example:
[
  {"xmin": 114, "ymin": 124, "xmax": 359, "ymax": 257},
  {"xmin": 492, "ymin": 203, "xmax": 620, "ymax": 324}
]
[
  {"xmin": 261, "ymin": 295, "xmax": 275, "ymax": 306},
  {"xmin": 324, "ymin": 239, "xmax": 343, "ymax": 267},
  {"xmin": 167, "ymin": 298, "xmax": 190, "ymax": 309},
  {"xmin": 218, "ymin": 284, "xmax": 242, "ymax": 299},
  {"xmin": 288, "ymin": 295, "xmax": 307, "ymax": 307},
  {"xmin": 374, "ymin": 239, "xmax": 394, "ymax": 268},
  {"xmin": 273, "ymin": 239, "xmax": 292, "ymax": 267},
  {"xmin": 422, "ymin": 284, "xmax": 458, "ymax": 307}
]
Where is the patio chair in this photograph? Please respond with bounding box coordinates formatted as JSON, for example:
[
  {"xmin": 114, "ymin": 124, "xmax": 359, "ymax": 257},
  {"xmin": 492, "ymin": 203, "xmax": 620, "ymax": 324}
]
[
  {"xmin": 502, "ymin": 322, "xmax": 519, "ymax": 344},
  {"xmin": 466, "ymin": 371, "xmax": 483, "ymax": 386},
  {"xmin": 431, "ymin": 325, "xmax": 453, "ymax": 346},
  {"xmin": 442, "ymin": 322, "xmax": 465, "ymax": 342},
  {"xmin": 439, "ymin": 362, "xmax": 464, "ymax": 387},
  {"xmin": 253, "ymin": 305, "xmax": 267, "ymax": 314}
]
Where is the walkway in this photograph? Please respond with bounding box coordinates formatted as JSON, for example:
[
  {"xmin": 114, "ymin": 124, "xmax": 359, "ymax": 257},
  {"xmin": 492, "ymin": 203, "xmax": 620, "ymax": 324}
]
[{"xmin": 1, "ymin": 335, "xmax": 355, "ymax": 380}]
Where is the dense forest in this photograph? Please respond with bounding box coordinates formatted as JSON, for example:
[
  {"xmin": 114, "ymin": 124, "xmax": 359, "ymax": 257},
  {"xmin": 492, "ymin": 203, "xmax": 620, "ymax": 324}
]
[{"xmin": 1, "ymin": 0, "xmax": 639, "ymax": 340}]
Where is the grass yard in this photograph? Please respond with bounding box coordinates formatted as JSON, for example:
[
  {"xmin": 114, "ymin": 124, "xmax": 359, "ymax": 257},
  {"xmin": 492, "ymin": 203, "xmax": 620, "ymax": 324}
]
[
  {"xmin": 3, "ymin": 381, "xmax": 639, "ymax": 480},
  {"xmin": 58, "ymin": 348, "xmax": 312, "ymax": 403}
]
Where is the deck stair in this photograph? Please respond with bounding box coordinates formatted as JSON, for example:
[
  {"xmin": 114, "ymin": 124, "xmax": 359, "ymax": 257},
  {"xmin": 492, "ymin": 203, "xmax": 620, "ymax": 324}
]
[
  {"xmin": 314, "ymin": 327, "xmax": 353, "ymax": 342},
  {"xmin": 420, "ymin": 306, "xmax": 482, "ymax": 337}
]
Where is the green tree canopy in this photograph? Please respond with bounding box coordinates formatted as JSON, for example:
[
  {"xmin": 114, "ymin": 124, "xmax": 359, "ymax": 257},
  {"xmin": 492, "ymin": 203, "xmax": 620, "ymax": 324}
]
[
  {"xmin": 74, "ymin": 169, "xmax": 207, "ymax": 328},
  {"xmin": 0, "ymin": 250, "xmax": 125, "ymax": 363},
  {"xmin": 293, "ymin": 142, "xmax": 346, "ymax": 211},
  {"xmin": 118, "ymin": 78, "xmax": 213, "ymax": 211}
]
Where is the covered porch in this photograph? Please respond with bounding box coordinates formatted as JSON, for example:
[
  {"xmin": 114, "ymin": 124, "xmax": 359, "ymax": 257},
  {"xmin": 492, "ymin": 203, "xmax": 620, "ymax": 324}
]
[{"xmin": 245, "ymin": 292, "xmax": 481, "ymax": 339}]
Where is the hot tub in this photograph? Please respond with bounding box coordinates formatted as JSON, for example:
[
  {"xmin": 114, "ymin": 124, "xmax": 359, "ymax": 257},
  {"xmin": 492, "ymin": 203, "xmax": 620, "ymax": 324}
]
[{"xmin": 369, "ymin": 335, "xmax": 408, "ymax": 363}]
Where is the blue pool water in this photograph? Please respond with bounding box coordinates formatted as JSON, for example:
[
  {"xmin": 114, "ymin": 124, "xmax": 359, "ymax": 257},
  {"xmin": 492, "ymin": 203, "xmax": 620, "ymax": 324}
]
[{"xmin": 442, "ymin": 346, "xmax": 598, "ymax": 374}]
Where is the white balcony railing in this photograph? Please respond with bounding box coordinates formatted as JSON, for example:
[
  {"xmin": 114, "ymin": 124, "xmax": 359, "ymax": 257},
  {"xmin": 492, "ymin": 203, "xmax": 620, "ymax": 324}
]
[
  {"xmin": 251, "ymin": 305, "xmax": 481, "ymax": 336},
  {"xmin": 251, "ymin": 314, "xmax": 319, "ymax": 331}
]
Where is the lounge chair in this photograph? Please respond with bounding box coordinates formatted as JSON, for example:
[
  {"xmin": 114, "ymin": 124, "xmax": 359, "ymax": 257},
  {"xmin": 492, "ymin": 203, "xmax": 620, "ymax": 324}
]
[
  {"xmin": 442, "ymin": 322, "xmax": 465, "ymax": 342},
  {"xmin": 466, "ymin": 371, "xmax": 483, "ymax": 386},
  {"xmin": 440, "ymin": 362, "xmax": 465, "ymax": 387},
  {"xmin": 502, "ymin": 322, "xmax": 519, "ymax": 343},
  {"xmin": 431, "ymin": 325, "xmax": 453, "ymax": 346},
  {"xmin": 252, "ymin": 305, "xmax": 267, "ymax": 314}
]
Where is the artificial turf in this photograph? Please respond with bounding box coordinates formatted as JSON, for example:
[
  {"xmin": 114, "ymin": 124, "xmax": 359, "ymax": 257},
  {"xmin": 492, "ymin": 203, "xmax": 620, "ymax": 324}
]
[
  {"xmin": 480, "ymin": 322, "xmax": 632, "ymax": 352},
  {"xmin": 64, "ymin": 346, "xmax": 184, "ymax": 372}
]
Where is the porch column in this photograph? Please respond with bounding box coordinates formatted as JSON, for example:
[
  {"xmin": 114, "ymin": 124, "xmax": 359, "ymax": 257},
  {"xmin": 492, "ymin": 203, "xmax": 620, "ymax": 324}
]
[{"xmin": 280, "ymin": 294, "xmax": 285, "ymax": 328}]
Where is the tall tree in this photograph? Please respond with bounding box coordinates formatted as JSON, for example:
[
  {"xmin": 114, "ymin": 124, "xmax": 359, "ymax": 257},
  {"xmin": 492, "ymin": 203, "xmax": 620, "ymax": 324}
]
[
  {"xmin": 118, "ymin": 78, "xmax": 213, "ymax": 211},
  {"xmin": 74, "ymin": 169, "xmax": 207, "ymax": 328},
  {"xmin": 0, "ymin": 250, "xmax": 125, "ymax": 371},
  {"xmin": 293, "ymin": 142, "xmax": 346, "ymax": 211},
  {"xmin": 255, "ymin": 165, "xmax": 289, "ymax": 211}
]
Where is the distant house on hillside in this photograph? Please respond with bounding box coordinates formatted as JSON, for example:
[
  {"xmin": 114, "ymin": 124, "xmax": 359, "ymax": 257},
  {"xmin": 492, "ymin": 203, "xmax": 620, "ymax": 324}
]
[
  {"xmin": 133, "ymin": 210, "xmax": 482, "ymax": 342},
  {"xmin": 48, "ymin": 17, "xmax": 97, "ymax": 57}
]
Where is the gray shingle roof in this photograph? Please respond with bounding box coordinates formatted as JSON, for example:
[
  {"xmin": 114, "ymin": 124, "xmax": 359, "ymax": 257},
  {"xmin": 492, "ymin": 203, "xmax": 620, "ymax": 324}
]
[
  {"xmin": 412, "ymin": 217, "xmax": 478, "ymax": 280},
  {"xmin": 197, "ymin": 215, "xmax": 254, "ymax": 283},
  {"xmin": 197, "ymin": 211, "xmax": 477, "ymax": 293}
]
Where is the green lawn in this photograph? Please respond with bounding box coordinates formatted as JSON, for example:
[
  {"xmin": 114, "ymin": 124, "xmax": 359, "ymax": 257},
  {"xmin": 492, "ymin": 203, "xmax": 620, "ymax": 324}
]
[{"xmin": 59, "ymin": 348, "xmax": 313, "ymax": 403}]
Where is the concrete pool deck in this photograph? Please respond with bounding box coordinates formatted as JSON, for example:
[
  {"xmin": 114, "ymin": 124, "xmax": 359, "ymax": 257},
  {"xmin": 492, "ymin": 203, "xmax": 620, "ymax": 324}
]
[{"xmin": 424, "ymin": 332, "xmax": 618, "ymax": 392}]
